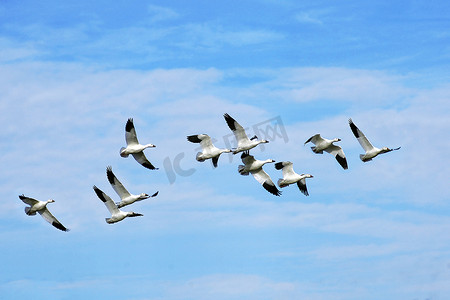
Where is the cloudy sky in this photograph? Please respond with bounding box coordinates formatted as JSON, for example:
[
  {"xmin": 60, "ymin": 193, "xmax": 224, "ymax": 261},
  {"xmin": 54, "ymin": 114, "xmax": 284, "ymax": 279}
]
[{"xmin": 1, "ymin": 1, "xmax": 449, "ymax": 299}]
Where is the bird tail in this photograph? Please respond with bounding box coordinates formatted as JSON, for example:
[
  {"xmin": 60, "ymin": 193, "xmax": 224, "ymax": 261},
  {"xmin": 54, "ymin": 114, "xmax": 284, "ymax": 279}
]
[
  {"xmin": 238, "ymin": 165, "xmax": 249, "ymax": 175},
  {"xmin": 277, "ymin": 179, "xmax": 288, "ymax": 188},
  {"xmin": 24, "ymin": 207, "xmax": 36, "ymax": 215},
  {"xmin": 196, "ymin": 152, "xmax": 205, "ymax": 162},
  {"xmin": 120, "ymin": 147, "xmax": 129, "ymax": 157},
  {"xmin": 311, "ymin": 147, "xmax": 323, "ymax": 154},
  {"xmin": 360, "ymin": 154, "xmax": 371, "ymax": 162}
]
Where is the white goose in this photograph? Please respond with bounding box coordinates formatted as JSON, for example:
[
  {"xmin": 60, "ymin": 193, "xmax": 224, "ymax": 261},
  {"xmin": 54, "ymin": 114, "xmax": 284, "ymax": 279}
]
[
  {"xmin": 238, "ymin": 151, "xmax": 281, "ymax": 196},
  {"xmin": 187, "ymin": 134, "xmax": 232, "ymax": 167},
  {"xmin": 106, "ymin": 166, "xmax": 158, "ymax": 208},
  {"xmin": 93, "ymin": 185, "xmax": 143, "ymax": 224},
  {"xmin": 274, "ymin": 161, "xmax": 313, "ymax": 196},
  {"xmin": 19, "ymin": 194, "xmax": 70, "ymax": 231},
  {"xmin": 349, "ymin": 118, "xmax": 401, "ymax": 162},
  {"xmin": 224, "ymin": 113, "xmax": 268, "ymax": 154},
  {"xmin": 304, "ymin": 134, "xmax": 348, "ymax": 170},
  {"xmin": 120, "ymin": 118, "xmax": 158, "ymax": 170}
]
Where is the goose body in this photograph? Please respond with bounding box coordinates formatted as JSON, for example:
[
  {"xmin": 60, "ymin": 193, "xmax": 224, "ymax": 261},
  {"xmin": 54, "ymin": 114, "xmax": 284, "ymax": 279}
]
[
  {"xmin": 349, "ymin": 118, "xmax": 401, "ymax": 162},
  {"xmin": 106, "ymin": 166, "xmax": 158, "ymax": 208},
  {"xmin": 120, "ymin": 118, "xmax": 158, "ymax": 170},
  {"xmin": 93, "ymin": 185, "xmax": 143, "ymax": 224},
  {"xmin": 275, "ymin": 161, "xmax": 313, "ymax": 196},
  {"xmin": 19, "ymin": 195, "xmax": 70, "ymax": 231},
  {"xmin": 304, "ymin": 134, "xmax": 348, "ymax": 169},
  {"xmin": 224, "ymin": 113, "xmax": 268, "ymax": 154},
  {"xmin": 187, "ymin": 134, "xmax": 232, "ymax": 167},
  {"xmin": 238, "ymin": 151, "xmax": 281, "ymax": 196}
]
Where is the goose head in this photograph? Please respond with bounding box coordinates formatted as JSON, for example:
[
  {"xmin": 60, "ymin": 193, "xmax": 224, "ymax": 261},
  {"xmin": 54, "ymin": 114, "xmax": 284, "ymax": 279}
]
[
  {"xmin": 380, "ymin": 146, "xmax": 400, "ymax": 153},
  {"xmin": 302, "ymin": 174, "xmax": 314, "ymax": 178},
  {"xmin": 145, "ymin": 143, "xmax": 156, "ymax": 148},
  {"xmin": 47, "ymin": 199, "xmax": 55, "ymax": 204},
  {"xmin": 139, "ymin": 193, "xmax": 150, "ymax": 199},
  {"xmin": 333, "ymin": 138, "xmax": 342, "ymax": 143}
]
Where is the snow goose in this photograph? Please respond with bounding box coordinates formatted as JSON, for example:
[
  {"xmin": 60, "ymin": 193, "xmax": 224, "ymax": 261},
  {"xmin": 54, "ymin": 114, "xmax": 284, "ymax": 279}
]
[
  {"xmin": 224, "ymin": 113, "xmax": 268, "ymax": 154},
  {"xmin": 304, "ymin": 134, "xmax": 348, "ymax": 170},
  {"xmin": 274, "ymin": 161, "xmax": 313, "ymax": 196},
  {"xmin": 106, "ymin": 166, "xmax": 158, "ymax": 208},
  {"xmin": 120, "ymin": 118, "xmax": 158, "ymax": 170},
  {"xmin": 238, "ymin": 151, "xmax": 281, "ymax": 196},
  {"xmin": 187, "ymin": 134, "xmax": 232, "ymax": 167},
  {"xmin": 349, "ymin": 118, "xmax": 401, "ymax": 162},
  {"xmin": 19, "ymin": 194, "xmax": 70, "ymax": 231},
  {"xmin": 93, "ymin": 185, "xmax": 143, "ymax": 224}
]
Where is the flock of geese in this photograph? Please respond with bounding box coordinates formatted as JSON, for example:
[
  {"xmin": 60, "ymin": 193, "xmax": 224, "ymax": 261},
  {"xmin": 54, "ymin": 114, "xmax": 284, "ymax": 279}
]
[{"xmin": 19, "ymin": 114, "xmax": 400, "ymax": 231}]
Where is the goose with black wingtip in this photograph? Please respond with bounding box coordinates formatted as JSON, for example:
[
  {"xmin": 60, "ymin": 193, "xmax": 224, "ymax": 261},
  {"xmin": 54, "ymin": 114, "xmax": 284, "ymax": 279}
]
[
  {"xmin": 187, "ymin": 134, "xmax": 232, "ymax": 167},
  {"xmin": 93, "ymin": 185, "xmax": 143, "ymax": 224},
  {"xmin": 224, "ymin": 113, "xmax": 268, "ymax": 154},
  {"xmin": 274, "ymin": 161, "xmax": 313, "ymax": 196},
  {"xmin": 120, "ymin": 118, "xmax": 158, "ymax": 170},
  {"xmin": 238, "ymin": 151, "xmax": 281, "ymax": 196},
  {"xmin": 349, "ymin": 118, "xmax": 401, "ymax": 162},
  {"xmin": 106, "ymin": 166, "xmax": 158, "ymax": 208},
  {"xmin": 304, "ymin": 134, "xmax": 348, "ymax": 170},
  {"xmin": 19, "ymin": 194, "xmax": 70, "ymax": 231}
]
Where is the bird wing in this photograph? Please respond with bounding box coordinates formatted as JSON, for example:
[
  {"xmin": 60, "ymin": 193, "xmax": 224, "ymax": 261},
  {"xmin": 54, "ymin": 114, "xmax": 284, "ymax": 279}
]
[
  {"xmin": 325, "ymin": 144, "xmax": 348, "ymax": 170},
  {"xmin": 349, "ymin": 119, "xmax": 374, "ymax": 152},
  {"xmin": 187, "ymin": 134, "xmax": 214, "ymax": 150},
  {"xmin": 132, "ymin": 152, "xmax": 158, "ymax": 170},
  {"xmin": 18, "ymin": 194, "xmax": 39, "ymax": 206},
  {"xmin": 106, "ymin": 166, "xmax": 131, "ymax": 199},
  {"xmin": 211, "ymin": 156, "xmax": 219, "ymax": 168},
  {"xmin": 125, "ymin": 118, "xmax": 139, "ymax": 146},
  {"xmin": 251, "ymin": 168, "xmax": 281, "ymax": 196},
  {"xmin": 38, "ymin": 208, "xmax": 70, "ymax": 232},
  {"xmin": 224, "ymin": 113, "xmax": 249, "ymax": 145},
  {"xmin": 296, "ymin": 178, "xmax": 309, "ymax": 196},
  {"xmin": 93, "ymin": 185, "xmax": 119, "ymax": 215},
  {"xmin": 274, "ymin": 161, "xmax": 295, "ymax": 178},
  {"xmin": 304, "ymin": 134, "xmax": 322, "ymax": 145},
  {"xmin": 241, "ymin": 151, "xmax": 256, "ymax": 166},
  {"xmin": 282, "ymin": 162, "xmax": 295, "ymax": 178}
]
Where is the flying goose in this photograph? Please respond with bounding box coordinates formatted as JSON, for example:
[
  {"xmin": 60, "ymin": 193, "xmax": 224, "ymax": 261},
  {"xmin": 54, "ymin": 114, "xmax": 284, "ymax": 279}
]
[
  {"xmin": 19, "ymin": 194, "xmax": 70, "ymax": 231},
  {"xmin": 274, "ymin": 161, "xmax": 313, "ymax": 196},
  {"xmin": 106, "ymin": 166, "xmax": 158, "ymax": 208},
  {"xmin": 93, "ymin": 185, "xmax": 143, "ymax": 224},
  {"xmin": 304, "ymin": 134, "xmax": 348, "ymax": 169},
  {"xmin": 120, "ymin": 118, "xmax": 158, "ymax": 170},
  {"xmin": 349, "ymin": 118, "xmax": 401, "ymax": 162},
  {"xmin": 187, "ymin": 134, "xmax": 232, "ymax": 167},
  {"xmin": 238, "ymin": 151, "xmax": 281, "ymax": 196},
  {"xmin": 224, "ymin": 113, "xmax": 269, "ymax": 154}
]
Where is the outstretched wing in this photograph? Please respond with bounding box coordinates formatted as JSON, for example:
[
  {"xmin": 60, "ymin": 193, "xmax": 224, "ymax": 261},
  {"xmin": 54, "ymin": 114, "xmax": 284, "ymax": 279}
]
[
  {"xmin": 274, "ymin": 161, "xmax": 295, "ymax": 179},
  {"xmin": 324, "ymin": 145, "xmax": 348, "ymax": 170},
  {"xmin": 349, "ymin": 119, "xmax": 374, "ymax": 152},
  {"xmin": 132, "ymin": 152, "xmax": 158, "ymax": 170},
  {"xmin": 125, "ymin": 118, "xmax": 139, "ymax": 146},
  {"xmin": 304, "ymin": 134, "xmax": 322, "ymax": 145},
  {"xmin": 241, "ymin": 151, "xmax": 256, "ymax": 166},
  {"xmin": 18, "ymin": 194, "xmax": 39, "ymax": 206},
  {"xmin": 39, "ymin": 208, "xmax": 70, "ymax": 232},
  {"xmin": 251, "ymin": 168, "xmax": 281, "ymax": 196},
  {"xmin": 93, "ymin": 185, "xmax": 119, "ymax": 215},
  {"xmin": 296, "ymin": 179, "xmax": 309, "ymax": 196},
  {"xmin": 106, "ymin": 166, "xmax": 131, "ymax": 199},
  {"xmin": 224, "ymin": 113, "xmax": 249, "ymax": 145}
]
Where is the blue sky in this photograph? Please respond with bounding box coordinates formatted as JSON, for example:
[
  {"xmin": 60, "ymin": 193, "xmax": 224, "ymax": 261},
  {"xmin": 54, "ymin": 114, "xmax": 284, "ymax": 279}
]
[{"xmin": 1, "ymin": 1, "xmax": 449, "ymax": 299}]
